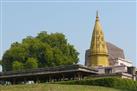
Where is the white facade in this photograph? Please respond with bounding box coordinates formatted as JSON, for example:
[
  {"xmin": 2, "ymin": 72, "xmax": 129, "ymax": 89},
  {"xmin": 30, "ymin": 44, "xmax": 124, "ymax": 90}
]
[
  {"xmin": 113, "ymin": 58, "xmax": 132, "ymax": 67},
  {"xmin": 97, "ymin": 65, "xmax": 127, "ymax": 74}
]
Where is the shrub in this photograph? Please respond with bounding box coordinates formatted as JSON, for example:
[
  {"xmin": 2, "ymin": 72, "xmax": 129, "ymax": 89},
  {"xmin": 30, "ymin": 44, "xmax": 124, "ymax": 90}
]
[{"xmin": 57, "ymin": 77, "xmax": 137, "ymax": 91}]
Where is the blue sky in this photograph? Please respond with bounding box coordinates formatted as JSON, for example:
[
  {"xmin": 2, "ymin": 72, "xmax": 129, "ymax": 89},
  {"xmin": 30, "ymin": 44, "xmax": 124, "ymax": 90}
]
[{"xmin": 0, "ymin": 0, "xmax": 136, "ymax": 71}]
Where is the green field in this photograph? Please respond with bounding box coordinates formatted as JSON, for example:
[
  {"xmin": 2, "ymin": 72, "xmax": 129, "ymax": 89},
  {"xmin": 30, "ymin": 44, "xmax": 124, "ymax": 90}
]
[{"xmin": 0, "ymin": 84, "xmax": 123, "ymax": 91}]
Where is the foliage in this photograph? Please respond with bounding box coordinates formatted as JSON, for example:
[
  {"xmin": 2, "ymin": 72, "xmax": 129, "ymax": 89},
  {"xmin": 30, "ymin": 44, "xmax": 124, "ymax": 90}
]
[
  {"xmin": 25, "ymin": 58, "xmax": 38, "ymax": 69},
  {"xmin": 0, "ymin": 60, "xmax": 2, "ymax": 65},
  {"xmin": 57, "ymin": 77, "xmax": 137, "ymax": 91},
  {"xmin": 2, "ymin": 31, "xmax": 79, "ymax": 71},
  {"xmin": 12, "ymin": 61, "xmax": 24, "ymax": 71}
]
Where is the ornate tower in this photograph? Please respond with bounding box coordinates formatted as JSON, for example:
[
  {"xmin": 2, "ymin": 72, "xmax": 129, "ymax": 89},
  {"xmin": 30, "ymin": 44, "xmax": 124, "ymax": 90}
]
[{"xmin": 87, "ymin": 11, "xmax": 109, "ymax": 67}]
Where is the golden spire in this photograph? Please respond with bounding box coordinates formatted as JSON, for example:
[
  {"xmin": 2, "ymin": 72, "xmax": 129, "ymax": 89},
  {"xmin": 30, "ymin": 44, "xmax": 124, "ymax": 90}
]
[{"xmin": 89, "ymin": 11, "xmax": 109, "ymax": 67}]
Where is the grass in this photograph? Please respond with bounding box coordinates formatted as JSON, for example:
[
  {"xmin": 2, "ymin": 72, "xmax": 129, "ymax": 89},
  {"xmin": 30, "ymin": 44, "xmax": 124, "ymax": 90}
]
[{"xmin": 0, "ymin": 83, "xmax": 123, "ymax": 91}]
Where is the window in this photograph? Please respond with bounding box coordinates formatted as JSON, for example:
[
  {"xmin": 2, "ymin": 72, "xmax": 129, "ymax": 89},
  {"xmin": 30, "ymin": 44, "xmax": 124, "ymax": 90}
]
[{"xmin": 105, "ymin": 68, "xmax": 112, "ymax": 74}]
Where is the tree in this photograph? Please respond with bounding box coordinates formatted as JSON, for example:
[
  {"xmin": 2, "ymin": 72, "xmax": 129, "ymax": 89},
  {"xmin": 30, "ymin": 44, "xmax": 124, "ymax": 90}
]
[
  {"xmin": 2, "ymin": 44, "xmax": 28, "ymax": 71},
  {"xmin": 0, "ymin": 60, "xmax": 2, "ymax": 65},
  {"xmin": 25, "ymin": 58, "xmax": 38, "ymax": 69},
  {"xmin": 2, "ymin": 31, "xmax": 79, "ymax": 71},
  {"xmin": 12, "ymin": 61, "xmax": 24, "ymax": 71}
]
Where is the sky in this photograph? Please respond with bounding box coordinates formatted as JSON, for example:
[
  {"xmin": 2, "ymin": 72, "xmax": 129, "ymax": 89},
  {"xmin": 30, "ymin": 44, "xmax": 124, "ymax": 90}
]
[{"xmin": 0, "ymin": 0, "xmax": 136, "ymax": 71}]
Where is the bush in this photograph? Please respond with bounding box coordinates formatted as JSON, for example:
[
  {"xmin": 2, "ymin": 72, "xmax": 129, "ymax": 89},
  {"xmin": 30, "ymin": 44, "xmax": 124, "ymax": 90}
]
[{"xmin": 57, "ymin": 77, "xmax": 137, "ymax": 91}]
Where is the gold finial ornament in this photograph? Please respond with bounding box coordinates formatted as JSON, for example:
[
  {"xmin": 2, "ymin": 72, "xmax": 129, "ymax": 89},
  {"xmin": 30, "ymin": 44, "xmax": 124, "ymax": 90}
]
[
  {"xmin": 89, "ymin": 12, "xmax": 109, "ymax": 67},
  {"xmin": 96, "ymin": 11, "xmax": 99, "ymax": 21}
]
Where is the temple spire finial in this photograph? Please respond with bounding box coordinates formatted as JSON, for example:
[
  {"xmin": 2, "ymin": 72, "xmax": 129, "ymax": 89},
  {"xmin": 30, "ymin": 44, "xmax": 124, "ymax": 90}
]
[{"xmin": 96, "ymin": 11, "xmax": 99, "ymax": 21}]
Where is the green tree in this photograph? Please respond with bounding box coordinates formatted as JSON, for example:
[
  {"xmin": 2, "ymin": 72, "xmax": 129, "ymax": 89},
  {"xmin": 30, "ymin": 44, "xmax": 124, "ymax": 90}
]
[
  {"xmin": 0, "ymin": 60, "xmax": 2, "ymax": 65},
  {"xmin": 25, "ymin": 58, "xmax": 38, "ymax": 69},
  {"xmin": 2, "ymin": 43, "xmax": 28, "ymax": 71},
  {"xmin": 2, "ymin": 31, "xmax": 79, "ymax": 71},
  {"xmin": 12, "ymin": 61, "xmax": 24, "ymax": 71}
]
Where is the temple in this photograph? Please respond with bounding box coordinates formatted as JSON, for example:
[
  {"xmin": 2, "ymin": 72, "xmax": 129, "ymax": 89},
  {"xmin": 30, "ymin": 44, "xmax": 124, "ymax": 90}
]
[
  {"xmin": 85, "ymin": 11, "xmax": 136, "ymax": 80},
  {"xmin": 0, "ymin": 12, "xmax": 137, "ymax": 84}
]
